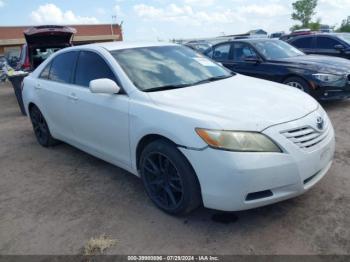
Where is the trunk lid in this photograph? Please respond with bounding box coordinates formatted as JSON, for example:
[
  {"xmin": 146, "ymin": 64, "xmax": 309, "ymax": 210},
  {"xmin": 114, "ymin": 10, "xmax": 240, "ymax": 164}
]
[{"xmin": 24, "ymin": 25, "xmax": 76, "ymax": 47}]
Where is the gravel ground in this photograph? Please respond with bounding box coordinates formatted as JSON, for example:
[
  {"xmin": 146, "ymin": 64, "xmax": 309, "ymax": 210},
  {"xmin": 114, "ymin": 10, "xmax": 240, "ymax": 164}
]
[{"xmin": 0, "ymin": 82, "xmax": 349, "ymax": 255}]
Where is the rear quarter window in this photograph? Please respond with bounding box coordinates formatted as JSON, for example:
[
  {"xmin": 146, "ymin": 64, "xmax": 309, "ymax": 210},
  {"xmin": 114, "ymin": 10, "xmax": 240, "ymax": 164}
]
[{"xmin": 39, "ymin": 62, "xmax": 51, "ymax": 80}]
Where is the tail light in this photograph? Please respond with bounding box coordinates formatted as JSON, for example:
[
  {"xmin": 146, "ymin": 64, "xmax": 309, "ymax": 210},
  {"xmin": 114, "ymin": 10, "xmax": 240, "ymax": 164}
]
[{"xmin": 23, "ymin": 54, "xmax": 31, "ymax": 71}]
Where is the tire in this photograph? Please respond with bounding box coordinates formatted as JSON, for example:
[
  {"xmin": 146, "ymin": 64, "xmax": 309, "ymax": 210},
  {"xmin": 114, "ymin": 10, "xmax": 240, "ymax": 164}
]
[
  {"xmin": 283, "ymin": 77, "xmax": 311, "ymax": 94},
  {"xmin": 29, "ymin": 105, "xmax": 60, "ymax": 147},
  {"xmin": 140, "ymin": 139, "xmax": 202, "ymax": 215}
]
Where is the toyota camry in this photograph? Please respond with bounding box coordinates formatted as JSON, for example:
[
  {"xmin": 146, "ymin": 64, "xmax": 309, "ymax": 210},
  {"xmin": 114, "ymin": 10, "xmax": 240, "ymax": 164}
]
[{"xmin": 22, "ymin": 42, "xmax": 335, "ymax": 215}]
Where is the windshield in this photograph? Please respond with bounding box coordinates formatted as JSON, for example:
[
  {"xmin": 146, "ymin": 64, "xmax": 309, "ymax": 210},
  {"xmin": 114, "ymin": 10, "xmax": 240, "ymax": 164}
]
[
  {"xmin": 110, "ymin": 45, "xmax": 232, "ymax": 92},
  {"xmin": 338, "ymin": 34, "xmax": 350, "ymax": 45},
  {"xmin": 252, "ymin": 40, "xmax": 305, "ymax": 60}
]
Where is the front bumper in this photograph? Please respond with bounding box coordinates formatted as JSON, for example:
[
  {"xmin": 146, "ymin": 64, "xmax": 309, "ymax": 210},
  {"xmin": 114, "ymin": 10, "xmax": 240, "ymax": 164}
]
[
  {"xmin": 180, "ymin": 109, "xmax": 335, "ymax": 211},
  {"xmin": 311, "ymin": 81, "xmax": 350, "ymax": 100}
]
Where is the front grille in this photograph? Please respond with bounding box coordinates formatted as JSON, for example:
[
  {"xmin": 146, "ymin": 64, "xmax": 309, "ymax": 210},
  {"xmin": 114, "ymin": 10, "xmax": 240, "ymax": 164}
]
[{"xmin": 281, "ymin": 121, "xmax": 330, "ymax": 149}]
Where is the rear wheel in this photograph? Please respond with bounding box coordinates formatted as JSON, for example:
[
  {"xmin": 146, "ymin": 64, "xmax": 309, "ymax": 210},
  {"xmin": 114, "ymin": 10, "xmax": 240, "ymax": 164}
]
[
  {"xmin": 140, "ymin": 140, "xmax": 201, "ymax": 215},
  {"xmin": 283, "ymin": 77, "xmax": 311, "ymax": 94},
  {"xmin": 29, "ymin": 105, "xmax": 59, "ymax": 147}
]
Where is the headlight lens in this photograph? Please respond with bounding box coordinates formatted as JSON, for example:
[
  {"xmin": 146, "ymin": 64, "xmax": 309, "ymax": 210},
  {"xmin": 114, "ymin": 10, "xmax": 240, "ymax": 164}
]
[
  {"xmin": 195, "ymin": 128, "xmax": 281, "ymax": 152},
  {"xmin": 312, "ymin": 73, "xmax": 344, "ymax": 83}
]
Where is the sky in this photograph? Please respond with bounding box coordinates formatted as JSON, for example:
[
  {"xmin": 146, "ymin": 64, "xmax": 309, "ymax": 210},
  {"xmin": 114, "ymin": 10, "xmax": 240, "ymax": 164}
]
[{"xmin": 0, "ymin": 0, "xmax": 349, "ymax": 41}]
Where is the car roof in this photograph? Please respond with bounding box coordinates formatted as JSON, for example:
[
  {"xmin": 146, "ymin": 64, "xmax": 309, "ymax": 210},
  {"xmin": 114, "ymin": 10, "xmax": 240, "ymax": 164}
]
[
  {"xmin": 213, "ymin": 38, "xmax": 280, "ymax": 46},
  {"xmin": 72, "ymin": 41, "xmax": 178, "ymax": 51}
]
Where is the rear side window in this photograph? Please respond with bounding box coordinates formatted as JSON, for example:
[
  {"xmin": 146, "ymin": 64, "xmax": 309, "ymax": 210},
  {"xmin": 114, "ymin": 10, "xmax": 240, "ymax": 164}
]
[
  {"xmin": 74, "ymin": 51, "xmax": 116, "ymax": 87},
  {"xmin": 316, "ymin": 37, "xmax": 341, "ymax": 49},
  {"xmin": 39, "ymin": 62, "xmax": 51, "ymax": 79},
  {"xmin": 49, "ymin": 51, "xmax": 78, "ymax": 84},
  {"xmin": 233, "ymin": 43, "xmax": 258, "ymax": 62},
  {"xmin": 212, "ymin": 44, "xmax": 231, "ymax": 60},
  {"xmin": 291, "ymin": 37, "xmax": 313, "ymax": 49}
]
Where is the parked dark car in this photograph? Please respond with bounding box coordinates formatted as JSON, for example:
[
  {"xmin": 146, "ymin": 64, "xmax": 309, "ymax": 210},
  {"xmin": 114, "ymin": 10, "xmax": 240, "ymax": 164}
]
[
  {"xmin": 280, "ymin": 29, "xmax": 315, "ymax": 42},
  {"xmin": 287, "ymin": 33, "xmax": 350, "ymax": 60},
  {"xmin": 204, "ymin": 39, "xmax": 350, "ymax": 100},
  {"xmin": 17, "ymin": 25, "xmax": 76, "ymax": 71}
]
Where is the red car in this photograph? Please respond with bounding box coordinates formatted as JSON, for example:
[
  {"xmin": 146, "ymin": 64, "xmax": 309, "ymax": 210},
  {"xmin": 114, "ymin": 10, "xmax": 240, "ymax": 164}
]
[{"xmin": 17, "ymin": 25, "xmax": 76, "ymax": 71}]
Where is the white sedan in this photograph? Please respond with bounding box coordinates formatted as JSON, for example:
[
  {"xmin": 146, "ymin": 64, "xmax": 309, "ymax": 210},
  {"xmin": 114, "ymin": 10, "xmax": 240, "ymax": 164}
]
[{"xmin": 22, "ymin": 42, "xmax": 335, "ymax": 215}]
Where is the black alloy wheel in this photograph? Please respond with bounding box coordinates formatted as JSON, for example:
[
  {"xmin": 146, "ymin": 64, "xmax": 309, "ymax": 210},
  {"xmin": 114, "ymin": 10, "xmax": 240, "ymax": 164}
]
[
  {"xmin": 29, "ymin": 106, "xmax": 59, "ymax": 147},
  {"xmin": 142, "ymin": 152, "xmax": 184, "ymax": 210},
  {"xmin": 140, "ymin": 140, "xmax": 201, "ymax": 215}
]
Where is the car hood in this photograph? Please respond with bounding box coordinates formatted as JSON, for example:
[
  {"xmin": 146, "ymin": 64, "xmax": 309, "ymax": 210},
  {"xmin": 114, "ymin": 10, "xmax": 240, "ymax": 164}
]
[
  {"xmin": 147, "ymin": 74, "xmax": 318, "ymax": 131},
  {"xmin": 271, "ymin": 55, "xmax": 350, "ymax": 74},
  {"xmin": 24, "ymin": 26, "xmax": 76, "ymax": 48}
]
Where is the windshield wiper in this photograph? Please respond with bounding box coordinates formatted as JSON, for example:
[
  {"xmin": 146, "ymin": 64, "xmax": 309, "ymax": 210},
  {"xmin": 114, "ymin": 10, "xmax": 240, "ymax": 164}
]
[
  {"xmin": 144, "ymin": 73, "xmax": 235, "ymax": 92},
  {"xmin": 191, "ymin": 73, "xmax": 236, "ymax": 86},
  {"xmin": 144, "ymin": 83, "xmax": 191, "ymax": 92}
]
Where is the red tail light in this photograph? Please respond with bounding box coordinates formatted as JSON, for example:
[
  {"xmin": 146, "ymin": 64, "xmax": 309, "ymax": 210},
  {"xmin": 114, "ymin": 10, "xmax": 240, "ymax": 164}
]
[{"xmin": 23, "ymin": 55, "xmax": 31, "ymax": 71}]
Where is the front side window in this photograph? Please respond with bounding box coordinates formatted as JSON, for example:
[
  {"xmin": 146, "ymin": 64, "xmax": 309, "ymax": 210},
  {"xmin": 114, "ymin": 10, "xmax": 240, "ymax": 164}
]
[
  {"xmin": 75, "ymin": 51, "xmax": 117, "ymax": 87},
  {"xmin": 316, "ymin": 37, "xmax": 341, "ymax": 49},
  {"xmin": 338, "ymin": 34, "xmax": 350, "ymax": 45},
  {"xmin": 110, "ymin": 45, "xmax": 233, "ymax": 92},
  {"xmin": 233, "ymin": 43, "xmax": 258, "ymax": 62},
  {"xmin": 252, "ymin": 40, "xmax": 304, "ymax": 60},
  {"xmin": 291, "ymin": 36, "xmax": 314, "ymax": 49},
  {"xmin": 49, "ymin": 51, "xmax": 78, "ymax": 84}
]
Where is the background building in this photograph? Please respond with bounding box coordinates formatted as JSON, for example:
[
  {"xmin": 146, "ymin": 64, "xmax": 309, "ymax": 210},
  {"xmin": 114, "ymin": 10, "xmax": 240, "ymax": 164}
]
[{"xmin": 0, "ymin": 24, "xmax": 123, "ymax": 58}]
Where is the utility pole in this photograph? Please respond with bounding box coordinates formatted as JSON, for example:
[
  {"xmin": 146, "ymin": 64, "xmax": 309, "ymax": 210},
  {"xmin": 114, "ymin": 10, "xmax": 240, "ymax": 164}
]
[{"xmin": 111, "ymin": 15, "xmax": 117, "ymax": 36}]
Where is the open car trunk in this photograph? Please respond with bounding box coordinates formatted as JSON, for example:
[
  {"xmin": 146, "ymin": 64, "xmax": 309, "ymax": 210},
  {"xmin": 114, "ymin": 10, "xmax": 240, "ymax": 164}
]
[{"xmin": 24, "ymin": 25, "xmax": 76, "ymax": 70}]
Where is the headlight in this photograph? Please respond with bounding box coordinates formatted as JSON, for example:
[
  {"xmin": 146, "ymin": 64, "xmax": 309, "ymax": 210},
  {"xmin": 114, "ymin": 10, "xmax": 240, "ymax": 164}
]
[
  {"xmin": 312, "ymin": 73, "xmax": 344, "ymax": 83},
  {"xmin": 195, "ymin": 128, "xmax": 282, "ymax": 152}
]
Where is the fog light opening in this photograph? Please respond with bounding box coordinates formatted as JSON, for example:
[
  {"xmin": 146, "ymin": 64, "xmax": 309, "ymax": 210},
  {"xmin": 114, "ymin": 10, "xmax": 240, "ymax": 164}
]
[{"xmin": 246, "ymin": 190, "xmax": 273, "ymax": 201}]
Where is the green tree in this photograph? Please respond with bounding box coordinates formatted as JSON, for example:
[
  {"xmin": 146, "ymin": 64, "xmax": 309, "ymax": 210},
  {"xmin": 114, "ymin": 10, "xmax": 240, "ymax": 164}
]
[
  {"xmin": 309, "ymin": 18, "xmax": 321, "ymax": 31},
  {"xmin": 337, "ymin": 16, "xmax": 350, "ymax": 32},
  {"xmin": 291, "ymin": 0, "xmax": 318, "ymax": 29}
]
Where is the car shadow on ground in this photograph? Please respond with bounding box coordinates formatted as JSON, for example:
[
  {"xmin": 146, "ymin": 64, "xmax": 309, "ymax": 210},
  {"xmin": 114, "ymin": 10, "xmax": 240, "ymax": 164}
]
[{"xmin": 53, "ymin": 141, "xmax": 300, "ymax": 228}]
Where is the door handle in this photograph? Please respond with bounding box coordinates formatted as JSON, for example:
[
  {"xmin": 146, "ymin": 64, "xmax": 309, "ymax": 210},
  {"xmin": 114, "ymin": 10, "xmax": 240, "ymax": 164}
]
[{"xmin": 68, "ymin": 94, "xmax": 78, "ymax": 101}]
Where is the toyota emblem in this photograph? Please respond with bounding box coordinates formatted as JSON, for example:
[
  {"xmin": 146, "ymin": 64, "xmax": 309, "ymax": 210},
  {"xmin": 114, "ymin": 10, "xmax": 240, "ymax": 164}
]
[{"xmin": 317, "ymin": 117, "xmax": 324, "ymax": 130}]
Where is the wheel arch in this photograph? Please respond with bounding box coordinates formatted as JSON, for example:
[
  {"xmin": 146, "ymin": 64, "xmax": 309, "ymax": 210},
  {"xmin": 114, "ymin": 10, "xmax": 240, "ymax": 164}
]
[
  {"xmin": 282, "ymin": 74, "xmax": 313, "ymax": 88},
  {"xmin": 136, "ymin": 134, "xmax": 178, "ymax": 171},
  {"xmin": 135, "ymin": 133, "xmax": 203, "ymax": 208}
]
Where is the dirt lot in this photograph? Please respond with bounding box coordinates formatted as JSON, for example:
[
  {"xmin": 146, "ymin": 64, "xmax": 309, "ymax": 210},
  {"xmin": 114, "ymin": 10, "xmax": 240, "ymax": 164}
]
[{"xmin": 0, "ymin": 82, "xmax": 349, "ymax": 255}]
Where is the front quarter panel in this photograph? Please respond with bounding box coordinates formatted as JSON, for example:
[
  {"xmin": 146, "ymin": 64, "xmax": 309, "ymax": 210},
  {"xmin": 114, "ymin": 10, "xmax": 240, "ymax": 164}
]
[{"xmin": 129, "ymin": 97, "xmax": 215, "ymax": 173}]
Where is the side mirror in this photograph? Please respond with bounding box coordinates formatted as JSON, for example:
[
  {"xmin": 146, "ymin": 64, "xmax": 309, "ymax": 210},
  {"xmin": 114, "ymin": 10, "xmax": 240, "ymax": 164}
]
[
  {"xmin": 89, "ymin": 78, "xmax": 120, "ymax": 94},
  {"xmin": 334, "ymin": 45, "xmax": 345, "ymax": 52}
]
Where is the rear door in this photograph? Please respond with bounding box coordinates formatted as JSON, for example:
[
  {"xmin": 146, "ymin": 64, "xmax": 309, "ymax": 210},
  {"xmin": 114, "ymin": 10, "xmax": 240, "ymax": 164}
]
[
  {"xmin": 65, "ymin": 50, "xmax": 131, "ymax": 167},
  {"xmin": 36, "ymin": 51, "xmax": 78, "ymax": 140}
]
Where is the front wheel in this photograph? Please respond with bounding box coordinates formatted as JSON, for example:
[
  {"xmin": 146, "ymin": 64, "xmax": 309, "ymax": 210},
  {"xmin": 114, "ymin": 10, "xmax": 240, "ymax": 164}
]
[
  {"xmin": 283, "ymin": 77, "xmax": 311, "ymax": 94},
  {"xmin": 140, "ymin": 140, "xmax": 202, "ymax": 215}
]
